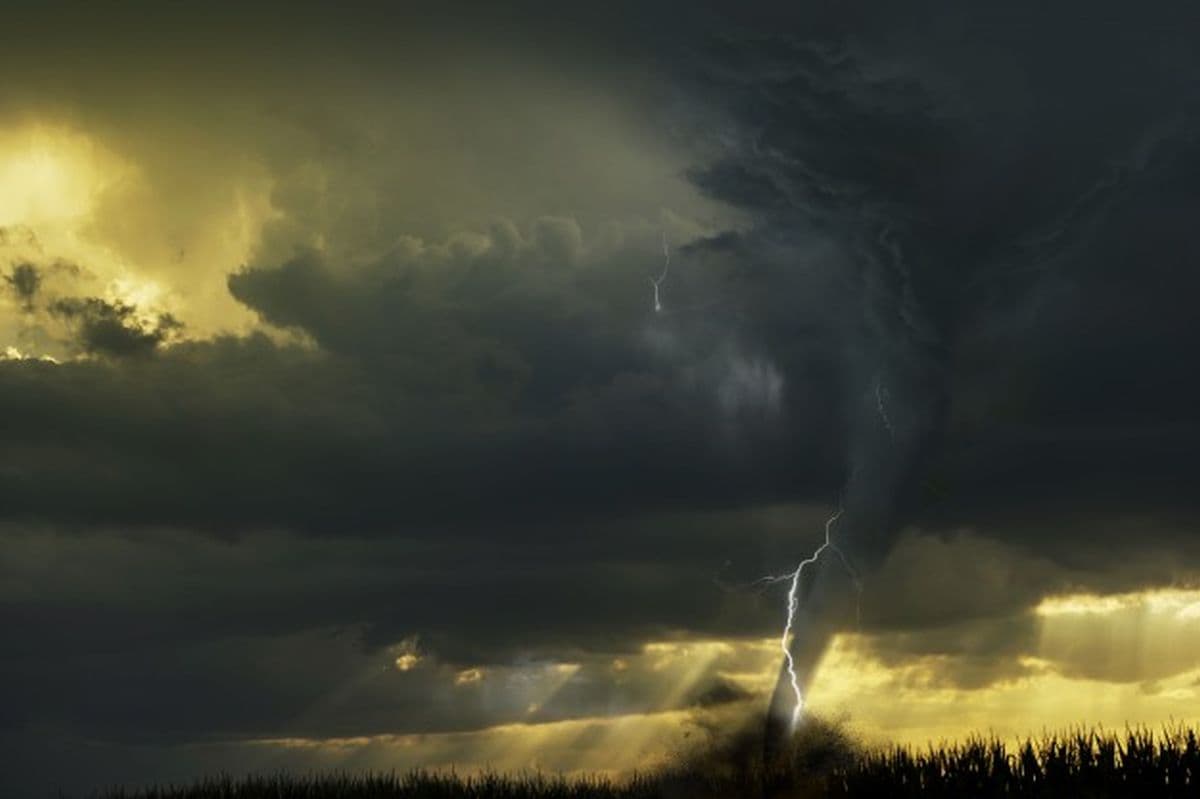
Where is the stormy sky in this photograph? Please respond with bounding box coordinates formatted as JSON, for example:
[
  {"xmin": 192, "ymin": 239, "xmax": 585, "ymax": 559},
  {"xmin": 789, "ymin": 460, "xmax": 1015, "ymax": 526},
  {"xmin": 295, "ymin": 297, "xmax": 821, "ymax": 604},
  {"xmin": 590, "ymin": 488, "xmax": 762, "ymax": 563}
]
[{"xmin": 3, "ymin": 1, "xmax": 1200, "ymax": 794}]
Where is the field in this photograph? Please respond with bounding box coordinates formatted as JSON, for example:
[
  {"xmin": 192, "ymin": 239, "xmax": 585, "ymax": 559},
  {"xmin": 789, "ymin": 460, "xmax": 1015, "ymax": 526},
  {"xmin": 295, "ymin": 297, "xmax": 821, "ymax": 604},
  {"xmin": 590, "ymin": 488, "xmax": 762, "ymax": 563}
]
[{"xmin": 94, "ymin": 723, "xmax": 1200, "ymax": 798}]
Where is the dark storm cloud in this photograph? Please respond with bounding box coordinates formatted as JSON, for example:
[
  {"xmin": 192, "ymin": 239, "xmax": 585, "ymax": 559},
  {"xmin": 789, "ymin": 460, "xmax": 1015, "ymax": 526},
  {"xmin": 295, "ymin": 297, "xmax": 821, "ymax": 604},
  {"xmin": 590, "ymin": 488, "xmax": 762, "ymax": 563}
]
[
  {"xmin": 0, "ymin": 225, "xmax": 847, "ymax": 534},
  {"xmin": 672, "ymin": 1, "xmax": 1200, "ymax": 545},
  {"xmin": 0, "ymin": 514, "xmax": 787, "ymax": 744},
  {"xmin": 7, "ymin": 0, "xmax": 1190, "ymax": 559},
  {"xmin": 5, "ymin": 263, "xmax": 41, "ymax": 310},
  {"xmin": 48, "ymin": 297, "xmax": 183, "ymax": 357}
]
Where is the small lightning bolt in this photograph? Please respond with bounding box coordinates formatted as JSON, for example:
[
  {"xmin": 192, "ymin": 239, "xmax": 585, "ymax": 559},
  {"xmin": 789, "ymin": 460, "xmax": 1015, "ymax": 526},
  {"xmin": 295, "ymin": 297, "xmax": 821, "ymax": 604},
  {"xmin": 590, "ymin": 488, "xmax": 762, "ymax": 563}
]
[
  {"xmin": 643, "ymin": 234, "xmax": 739, "ymax": 319},
  {"xmin": 650, "ymin": 232, "xmax": 670, "ymax": 313},
  {"xmin": 760, "ymin": 507, "xmax": 860, "ymax": 734}
]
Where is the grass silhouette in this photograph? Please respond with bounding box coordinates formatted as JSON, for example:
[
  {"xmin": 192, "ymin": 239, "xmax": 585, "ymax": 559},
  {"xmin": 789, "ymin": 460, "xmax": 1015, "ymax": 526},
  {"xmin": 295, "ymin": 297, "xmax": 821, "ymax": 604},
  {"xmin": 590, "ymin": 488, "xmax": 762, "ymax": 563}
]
[{"xmin": 93, "ymin": 721, "xmax": 1200, "ymax": 798}]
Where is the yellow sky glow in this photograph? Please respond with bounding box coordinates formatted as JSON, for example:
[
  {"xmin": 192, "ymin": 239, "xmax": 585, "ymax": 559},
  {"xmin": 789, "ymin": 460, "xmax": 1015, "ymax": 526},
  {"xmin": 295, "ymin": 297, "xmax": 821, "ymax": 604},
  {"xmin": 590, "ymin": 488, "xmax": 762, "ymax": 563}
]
[
  {"xmin": 228, "ymin": 586, "xmax": 1200, "ymax": 777},
  {"xmin": 0, "ymin": 122, "xmax": 275, "ymax": 355},
  {"xmin": 0, "ymin": 126, "xmax": 118, "ymax": 226}
]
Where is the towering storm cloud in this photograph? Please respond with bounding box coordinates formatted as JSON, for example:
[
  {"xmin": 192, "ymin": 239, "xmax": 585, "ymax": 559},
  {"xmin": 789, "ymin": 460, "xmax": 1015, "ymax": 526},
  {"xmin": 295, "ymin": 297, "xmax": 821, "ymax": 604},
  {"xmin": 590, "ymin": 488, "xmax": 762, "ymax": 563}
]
[{"xmin": 667, "ymin": 4, "xmax": 1200, "ymax": 740}]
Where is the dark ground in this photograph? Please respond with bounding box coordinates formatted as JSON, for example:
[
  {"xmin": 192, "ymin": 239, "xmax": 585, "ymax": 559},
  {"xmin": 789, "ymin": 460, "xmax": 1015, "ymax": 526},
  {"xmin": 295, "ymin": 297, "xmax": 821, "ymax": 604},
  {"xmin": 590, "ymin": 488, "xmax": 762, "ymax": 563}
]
[{"xmin": 91, "ymin": 721, "xmax": 1200, "ymax": 798}]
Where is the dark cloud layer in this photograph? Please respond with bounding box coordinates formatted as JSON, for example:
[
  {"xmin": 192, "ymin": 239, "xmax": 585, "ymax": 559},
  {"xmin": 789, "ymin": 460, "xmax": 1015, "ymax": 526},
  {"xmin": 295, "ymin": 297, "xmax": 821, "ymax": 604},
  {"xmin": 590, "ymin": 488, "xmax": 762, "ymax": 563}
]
[
  {"xmin": 2, "ymin": 0, "xmax": 1200, "ymax": 793},
  {"xmin": 1, "ymin": 229, "xmax": 847, "ymax": 535},
  {"xmin": 5, "ymin": 263, "xmax": 41, "ymax": 309},
  {"xmin": 48, "ymin": 297, "xmax": 183, "ymax": 357}
]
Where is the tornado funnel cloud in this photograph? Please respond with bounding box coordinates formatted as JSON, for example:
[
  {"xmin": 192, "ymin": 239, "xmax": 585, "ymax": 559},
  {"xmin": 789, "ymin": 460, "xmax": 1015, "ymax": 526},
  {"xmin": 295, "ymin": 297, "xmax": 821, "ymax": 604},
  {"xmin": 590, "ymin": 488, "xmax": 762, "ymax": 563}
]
[{"xmin": 764, "ymin": 361, "xmax": 946, "ymax": 750}]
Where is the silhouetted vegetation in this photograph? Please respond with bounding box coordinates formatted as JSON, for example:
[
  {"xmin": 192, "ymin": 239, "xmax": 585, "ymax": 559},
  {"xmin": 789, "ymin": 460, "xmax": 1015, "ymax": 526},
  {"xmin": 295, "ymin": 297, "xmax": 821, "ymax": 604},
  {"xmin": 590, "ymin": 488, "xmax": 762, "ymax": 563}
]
[{"xmin": 94, "ymin": 723, "xmax": 1200, "ymax": 798}]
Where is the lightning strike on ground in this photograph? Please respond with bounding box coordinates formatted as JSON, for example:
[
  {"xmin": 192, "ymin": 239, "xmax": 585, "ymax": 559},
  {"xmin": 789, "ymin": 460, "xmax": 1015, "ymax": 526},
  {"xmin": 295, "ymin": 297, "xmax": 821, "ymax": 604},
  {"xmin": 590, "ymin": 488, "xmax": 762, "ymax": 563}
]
[
  {"xmin": 762, "ymin": 375, "xmax": 900, "ymax": 734},
  {"xmin": 759, "ymin": 507, "xmax": 861, "ymax": 733}
]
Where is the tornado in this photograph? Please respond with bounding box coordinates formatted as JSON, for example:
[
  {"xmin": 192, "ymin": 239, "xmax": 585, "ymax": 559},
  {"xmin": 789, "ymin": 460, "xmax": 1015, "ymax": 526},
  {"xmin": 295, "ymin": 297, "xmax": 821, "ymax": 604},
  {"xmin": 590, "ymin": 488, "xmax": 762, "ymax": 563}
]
[
  {"xmin": 763, "ymin": 347, "xmax": 948, "ymax": 752},
  {"xmin": 673, "ymin": 10, "xmax": 1190, "ymax": 757}
]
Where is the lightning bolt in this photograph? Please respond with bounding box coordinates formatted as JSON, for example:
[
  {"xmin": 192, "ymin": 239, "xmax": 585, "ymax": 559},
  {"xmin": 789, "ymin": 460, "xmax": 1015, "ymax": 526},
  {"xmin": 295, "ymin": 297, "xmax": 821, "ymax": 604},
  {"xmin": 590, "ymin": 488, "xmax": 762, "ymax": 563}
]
[
  {"xmin": 644, "ymin": 233, "xmax": 739, "ymax": 318},
  {"xmin": 760, "ymin": 506, "xmax": 861, "ymax": 734},
  {"xmin": 650, "ymin": 232, "xmax": 670, "ymax": 313},
  {"xmin": 762, "ymin": 375, "xmax": 900, "ymax": 735}
]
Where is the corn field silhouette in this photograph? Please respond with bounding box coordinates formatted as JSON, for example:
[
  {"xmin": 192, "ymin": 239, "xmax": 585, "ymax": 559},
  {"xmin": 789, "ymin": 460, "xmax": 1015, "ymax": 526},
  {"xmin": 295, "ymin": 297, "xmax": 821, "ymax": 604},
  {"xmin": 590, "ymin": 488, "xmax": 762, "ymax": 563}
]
[{"xmin": 93, "ymin": 723, "xmax": 1200, "ymax": 798}]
